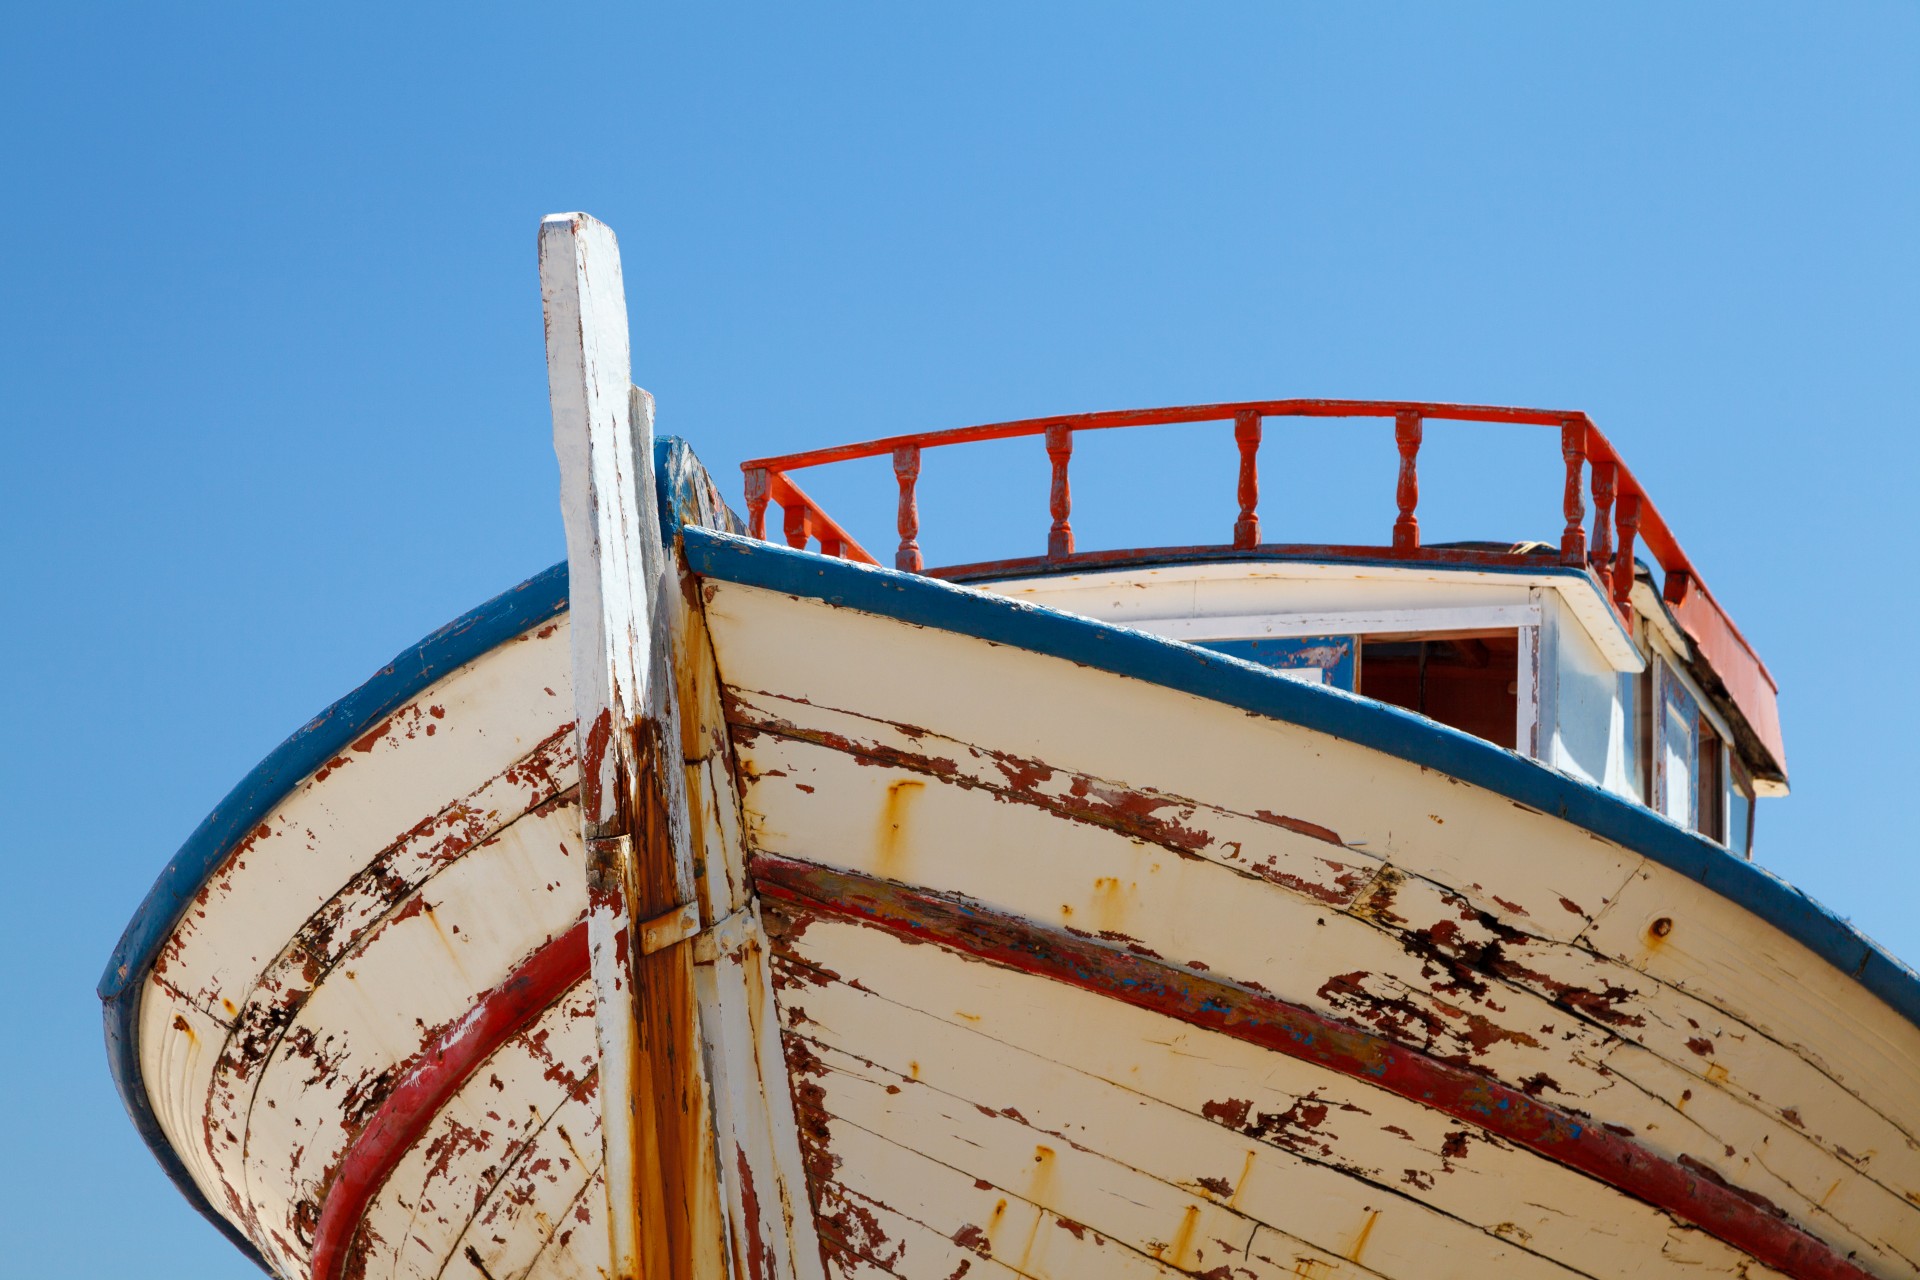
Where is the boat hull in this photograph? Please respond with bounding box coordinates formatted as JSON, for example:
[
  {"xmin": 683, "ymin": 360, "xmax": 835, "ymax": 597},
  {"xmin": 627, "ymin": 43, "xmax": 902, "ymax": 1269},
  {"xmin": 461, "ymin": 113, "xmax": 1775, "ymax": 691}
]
[{"xmin": 107, "ymin": 532, "xmax": 1920, "ymax": 1279}]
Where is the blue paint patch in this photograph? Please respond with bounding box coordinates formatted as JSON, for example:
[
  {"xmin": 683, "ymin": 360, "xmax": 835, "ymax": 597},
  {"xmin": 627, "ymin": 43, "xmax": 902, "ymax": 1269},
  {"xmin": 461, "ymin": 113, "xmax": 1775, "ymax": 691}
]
[
  {"xmin": 679, "ymin": 526, "xmax": 1920, "ymax": 1035},
  {"xmin": 1198, "ymin": 635, "xmax": 1356, "ymax": 691}
]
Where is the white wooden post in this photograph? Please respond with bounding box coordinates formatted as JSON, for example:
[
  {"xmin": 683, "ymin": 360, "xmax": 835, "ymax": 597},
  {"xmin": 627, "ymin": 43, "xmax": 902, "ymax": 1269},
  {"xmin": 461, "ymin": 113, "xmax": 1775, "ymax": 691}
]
[
  {"xmin": 541, "ymin": 212, "xmax": 727, "ymax": 1280},
  {"xmin": 542, "ymin": 211, "xmax": 824, "ymax": 1280}
]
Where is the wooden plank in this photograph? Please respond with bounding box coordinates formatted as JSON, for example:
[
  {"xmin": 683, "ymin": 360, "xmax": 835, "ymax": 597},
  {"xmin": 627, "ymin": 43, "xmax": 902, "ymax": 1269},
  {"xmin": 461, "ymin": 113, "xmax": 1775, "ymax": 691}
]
[
  {"xmin": 1587, "ymin": 865, "xmax": 1920, "ymax": 1131},
  {"xmin": 802, "ymin": 1036, "xmax": 1574, "ymax": 1280},
  {"xmin": 237, "ymin": 802, "xmax": 595, "ymax": 1275},
  {"xmin": 154, "ymin": 620, "xmax": 574, "ymax": 1027},
  {"xmin": 700, "ymin": 581, "xmax": 1920, "ymax": 1246},
  {"xmin": 542, "ymin": 209, "xmax": 723, "ymax": 1280},
  {"xmin": 702, "ymin": 583, "xmax": 1642, "ymax": 944},
  {"xmin": 522, "ymin": 1165, "xmax": 614, "ymax": 1280},
  {"xmin": 809, "ymin": 1079, "xmax": 1388, "ymax": 1280},
  {"xmin": 740, "ymin": 740, "xmax": 1907, "ymax": 1268},
  {"xmin": 351, "ymin": 982, "xmax": 599, "ymax": 1279},
  {"xmin": 775, "ymin": 921, "xmax": 1801, "ymax": 1279},
  {"xmin": 678, "ymin": 576, "xmax": 826, "ymax": 1279}
]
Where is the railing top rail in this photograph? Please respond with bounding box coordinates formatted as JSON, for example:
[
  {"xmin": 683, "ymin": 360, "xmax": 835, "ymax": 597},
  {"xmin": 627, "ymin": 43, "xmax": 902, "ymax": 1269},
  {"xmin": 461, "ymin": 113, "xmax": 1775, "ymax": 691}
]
[{"xmin": 741, "ymin": 398, "xmax": 1591, "ymax": 474}]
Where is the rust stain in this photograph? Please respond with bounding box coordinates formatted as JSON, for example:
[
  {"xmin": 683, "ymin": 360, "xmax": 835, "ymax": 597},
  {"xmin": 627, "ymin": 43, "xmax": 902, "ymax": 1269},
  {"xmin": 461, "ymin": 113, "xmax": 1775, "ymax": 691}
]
[
  {"xmin": 1153, "ymin": 1204, "xmax": 1202, "ymax": 1269},
  {"xmin": 875, "ymin": 779, "xmax": 925, "ymax": 879},
  {"xmin": 1346, "ymin": 1208, "xmax": 1380, "ymax": 1264},
  {"xmin": 1016, "ymin": 1146, "xmax": 1055, "ymax": 1271},
  {"xmin": 1230, "ymin": 1149, "xmax": 1257, "ymax": 1209},
  {"xmin": 1089, "ymin": 876, "xmax": 1135, "ymax": 934}
]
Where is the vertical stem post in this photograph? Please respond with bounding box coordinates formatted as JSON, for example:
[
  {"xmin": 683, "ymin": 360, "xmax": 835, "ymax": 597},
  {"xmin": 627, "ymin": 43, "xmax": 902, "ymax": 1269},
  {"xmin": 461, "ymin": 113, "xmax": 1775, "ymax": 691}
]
[
  {"xmin": 1392, "ymin": 413, "xmax": 1422, "ymax": 553},
  {"xmin": 1561, "ymin": 419, "xmax": 1588, "ymax": 566},
  {"xmin": 1233, "ymin": 411, "xmax": 1263, "ymax": 550},
  {"xmin": 1590, "ymin": 459, "xmax": 1616, "ymax": 577},
  {"xmin": 743, "ymin": 468, "xmax": 770, "ymax": 541},
  {"xmin": 893, "ymin": 444, "xmax": 923, "ymax": 572},
  {"xmin": 540, "ymin": 212, "xmax": 725, "ymax": 1280},
  {"xmin": 1046, "ymin": 423, "xmax": 1074, "ymax": 559},
  {"xmin": 1614, "ymin": 490, "xmax": 1642, "ymax": 615}
]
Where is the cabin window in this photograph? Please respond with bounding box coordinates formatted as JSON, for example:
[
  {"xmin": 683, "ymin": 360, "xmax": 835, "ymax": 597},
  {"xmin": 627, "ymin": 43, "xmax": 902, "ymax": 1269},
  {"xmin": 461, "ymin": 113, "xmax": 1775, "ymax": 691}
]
[
  {"xmin": 1649, "ymin": 656, "xmax": 1745, "ymax": 846},
  {"xmin": 1729, "ymin": 755, "xmax": 1756, "ymax": 858},
  {"xmin": 1199, "ymin": 636, "xmax": 1356, "ymax": 690},
  {"xmin": 1655, "ymin": 661, "xmax": 1700, "ymax": 827},
  {"xmin": 1358, "ymin": 631, "xmax": 1520, "ymax": 750},
  {"xmin": 1696, "ymin": 716, "xmax": 1725, "ymax": 844}
]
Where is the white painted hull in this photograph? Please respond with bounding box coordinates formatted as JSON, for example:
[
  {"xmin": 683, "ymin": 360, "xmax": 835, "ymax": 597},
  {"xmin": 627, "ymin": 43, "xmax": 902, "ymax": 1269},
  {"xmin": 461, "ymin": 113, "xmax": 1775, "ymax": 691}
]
[{"xmin": 107, "ymin": 530, "xmax": 1920, "ymax": 1280}]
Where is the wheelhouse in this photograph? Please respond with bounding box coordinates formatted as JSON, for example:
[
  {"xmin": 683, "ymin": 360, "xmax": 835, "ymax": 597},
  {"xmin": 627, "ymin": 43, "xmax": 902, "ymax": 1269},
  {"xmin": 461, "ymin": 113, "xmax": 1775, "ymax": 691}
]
[{"xmin": 740, "ymin": 399, "xmax": 1784, "ymax": 857}]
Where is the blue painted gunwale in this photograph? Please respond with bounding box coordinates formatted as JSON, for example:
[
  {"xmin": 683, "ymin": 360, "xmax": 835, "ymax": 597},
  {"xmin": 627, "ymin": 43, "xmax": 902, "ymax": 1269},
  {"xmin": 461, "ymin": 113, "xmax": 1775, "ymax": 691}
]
[
  {"xmin": 101, "ymin": 450, "xmax": 1917, "ymax": 1274},
  {"xmin": 679, "ymin": 524, "xmax": 1920, "ymax": 1033}
]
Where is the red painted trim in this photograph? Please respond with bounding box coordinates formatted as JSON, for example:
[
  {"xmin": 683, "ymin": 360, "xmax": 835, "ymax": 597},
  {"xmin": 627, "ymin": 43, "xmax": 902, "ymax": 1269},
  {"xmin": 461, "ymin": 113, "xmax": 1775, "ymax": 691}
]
[
  {"xmin": 309, "ymin": 919, "xmax": 592, "ymax": 1280},
  {"xmin": 740, "ymin": 398, "xmax": 1589, "ymax": 473},
  {"xmin": 751, "ymin": 857, "xmax": 1870, "ymax": 1280},
  {"xmin": 927, "ymin": 542, "xmax": 1575, "ymax": 582}
]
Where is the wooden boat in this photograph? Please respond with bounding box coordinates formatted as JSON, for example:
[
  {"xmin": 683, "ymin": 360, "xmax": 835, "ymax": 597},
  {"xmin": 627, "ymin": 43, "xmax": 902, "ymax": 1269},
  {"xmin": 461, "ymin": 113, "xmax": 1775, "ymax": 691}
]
[{"xmin": 102, "ymin": 212, "xmax": 1920, "ymax": 1280}]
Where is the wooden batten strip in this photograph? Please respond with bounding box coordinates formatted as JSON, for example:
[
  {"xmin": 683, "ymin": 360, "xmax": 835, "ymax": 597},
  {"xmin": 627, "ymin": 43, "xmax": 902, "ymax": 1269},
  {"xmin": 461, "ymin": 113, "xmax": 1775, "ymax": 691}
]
[
  {"xmin": 308, "ymin": 921, "xmax": 591, "ymax": 1280},
  {"xmin": 751, "ymin": 857, "xmax": 1875, "ymax": 1280}
]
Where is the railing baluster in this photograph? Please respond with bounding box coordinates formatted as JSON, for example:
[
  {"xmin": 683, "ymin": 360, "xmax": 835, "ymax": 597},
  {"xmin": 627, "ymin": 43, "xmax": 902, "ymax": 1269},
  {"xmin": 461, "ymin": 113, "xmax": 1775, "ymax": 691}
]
[
  {"xmin": 1046, "ymin": 423, "xmax": 1074, "ymax": 559},
  {"xmin": 893, "ymin": 445, "xmax": 923, "ymax": 572},
  {"xmin": 1233, "ymin": 411, "xmax": 1262, "ymax": 550},
  {"xmin": 744, "ymin": 468, "xmax": 771, "ymax": 541},
  {"xmin": 783, "ymin": 502, "xmax": 811, "ymax": 551},
  {"xmin": 1589, "ymin": 459, "xmax": 1616, "ymax": 578},
  {"xmin": 817, "ymin": 532, "xmax": 844, "ymax": 558},
  {"xmin": 1561, "ymin": 419, "xmax": 1588, "ymax": 566},
  {"xmin": 1613, "ymin": 490, "xmax": 1641, "ymax": 614},
  {"xmin": 1392, "ymin": 413, "xmax": 1422, "ymax": 553}
]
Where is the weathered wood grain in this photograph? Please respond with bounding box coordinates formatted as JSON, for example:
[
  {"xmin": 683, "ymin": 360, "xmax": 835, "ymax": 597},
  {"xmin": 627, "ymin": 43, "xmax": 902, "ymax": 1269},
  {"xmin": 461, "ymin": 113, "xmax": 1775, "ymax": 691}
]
[
  {"xmin": 774, "ymin": 912, "xmax": 1806, "ymax": 1279},
  {"xmin": 689, "ymin": 577, "xmax": 1920, "ymax": 1276},
  {"xmin": 542, "ymin": 210, "xmax": 724, "ymax": 1280}
]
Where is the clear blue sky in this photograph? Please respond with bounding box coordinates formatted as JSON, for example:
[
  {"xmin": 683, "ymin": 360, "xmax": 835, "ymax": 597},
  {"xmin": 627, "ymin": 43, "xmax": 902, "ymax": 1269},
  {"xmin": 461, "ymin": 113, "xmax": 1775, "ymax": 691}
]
[{"xmin": 3, "ymin": 5, "xmax": 1916, "ymax": 1275}]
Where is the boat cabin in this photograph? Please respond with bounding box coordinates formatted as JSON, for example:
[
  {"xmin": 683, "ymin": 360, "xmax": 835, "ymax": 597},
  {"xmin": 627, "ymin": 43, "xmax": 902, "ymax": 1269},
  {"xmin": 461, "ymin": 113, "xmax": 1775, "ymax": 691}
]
[{"xmin": 740, "ymin": 399, "xmax": 1785, "ymax": 859}]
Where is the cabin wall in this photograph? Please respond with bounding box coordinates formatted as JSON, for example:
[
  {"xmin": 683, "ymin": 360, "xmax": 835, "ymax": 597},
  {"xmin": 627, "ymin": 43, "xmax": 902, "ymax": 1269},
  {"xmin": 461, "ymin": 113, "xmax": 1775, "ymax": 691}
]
[{"xmin": 989, "ymin": 564, "xmax": 1537, "ymax": 632}]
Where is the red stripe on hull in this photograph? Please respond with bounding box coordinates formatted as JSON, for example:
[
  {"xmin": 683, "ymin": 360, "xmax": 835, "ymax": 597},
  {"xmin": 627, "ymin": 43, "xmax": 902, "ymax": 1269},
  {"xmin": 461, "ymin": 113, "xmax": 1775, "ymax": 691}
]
[
  {"xmin": 751, "ymin": 856, "xmax": 1870, "ymax": 1280},
  {"xmin": 309, "ymin": 918, "xmax": 592, "ymax": 1280}
]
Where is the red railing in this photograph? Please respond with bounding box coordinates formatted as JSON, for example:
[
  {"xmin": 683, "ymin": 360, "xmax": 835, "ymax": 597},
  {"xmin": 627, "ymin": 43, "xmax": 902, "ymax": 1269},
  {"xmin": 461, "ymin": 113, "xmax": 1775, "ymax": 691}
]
[{"xmin": 740, "ymin": 399, "xmax": 1784, "ymax": 778}]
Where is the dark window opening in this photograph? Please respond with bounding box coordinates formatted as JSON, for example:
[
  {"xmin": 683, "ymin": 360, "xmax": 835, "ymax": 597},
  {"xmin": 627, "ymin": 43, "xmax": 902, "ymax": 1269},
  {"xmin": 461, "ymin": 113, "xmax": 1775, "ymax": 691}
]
[
  {"xmin": 1359, "ymin": 631, "xmax": 1519, "ymax": 750},
  {"xmin": 1697, "ymin": 716, "xmax": 1725, "ymax": 844},
  {"xmin": 1728, "ymin": 755, "xmax": 1756, "ymax": 858}
]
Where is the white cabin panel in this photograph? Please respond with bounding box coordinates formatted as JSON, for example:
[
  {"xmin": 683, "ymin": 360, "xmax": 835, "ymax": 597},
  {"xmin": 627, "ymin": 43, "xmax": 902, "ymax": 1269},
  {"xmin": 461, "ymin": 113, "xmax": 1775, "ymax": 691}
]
[{"xmin": 1539, "ymin": 587, "xmax": 1637, "ymax": 799}]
